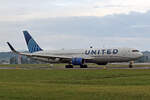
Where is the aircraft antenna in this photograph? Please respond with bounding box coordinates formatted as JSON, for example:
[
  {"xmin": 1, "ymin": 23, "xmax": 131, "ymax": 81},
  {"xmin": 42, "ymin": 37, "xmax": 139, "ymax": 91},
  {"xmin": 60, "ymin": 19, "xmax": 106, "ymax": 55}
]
[{"xmin": 89, "ymin": 41, "xmax": 93, "ymax": 48}]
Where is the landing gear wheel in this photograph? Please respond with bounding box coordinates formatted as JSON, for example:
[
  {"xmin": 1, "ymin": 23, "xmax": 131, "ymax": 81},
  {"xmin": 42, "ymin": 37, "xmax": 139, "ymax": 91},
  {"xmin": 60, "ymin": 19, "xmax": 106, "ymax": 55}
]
[
  {"xmin": 80, "ymin": 65, "xmax": 88, "ymax": 68},
  {"xmin": 129, "ymin": 61, "xmax": 134, "ymax": 68},
  {"xmin": 65, "ymin": 65, "xmax": 73, "ymax": 68},
  {"xmin": 129, "ymin": 64, "xmax": 133, "ymax": 68}
]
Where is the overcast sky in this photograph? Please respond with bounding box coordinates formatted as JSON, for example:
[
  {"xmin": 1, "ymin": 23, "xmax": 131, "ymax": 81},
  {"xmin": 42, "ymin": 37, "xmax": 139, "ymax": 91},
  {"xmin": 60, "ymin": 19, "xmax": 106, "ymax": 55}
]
[{"xmin": 1, "ymin": 0, "xmax": 150, "ymax": 52}]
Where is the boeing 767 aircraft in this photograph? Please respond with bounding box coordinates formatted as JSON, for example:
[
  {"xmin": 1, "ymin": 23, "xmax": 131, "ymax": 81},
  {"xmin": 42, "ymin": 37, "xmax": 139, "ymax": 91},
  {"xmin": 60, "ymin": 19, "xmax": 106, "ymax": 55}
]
[{"xmin": 7, "ymin": 31, "xmax": 143, "ymax": 68}]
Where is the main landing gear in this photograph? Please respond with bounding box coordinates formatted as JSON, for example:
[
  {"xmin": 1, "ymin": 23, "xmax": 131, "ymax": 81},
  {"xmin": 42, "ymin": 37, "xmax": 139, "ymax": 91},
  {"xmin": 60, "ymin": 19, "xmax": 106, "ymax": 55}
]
[
  {"xmin": 65, "ymin": 65, "xmax": 73, "ymax": 68},
  {"xmin": 65, "ymin": 64, "xmax": 88, "ymax": 68},
  {"xmin": 80, "ymin": 64, "xmax": 88, "ymax": 68}
]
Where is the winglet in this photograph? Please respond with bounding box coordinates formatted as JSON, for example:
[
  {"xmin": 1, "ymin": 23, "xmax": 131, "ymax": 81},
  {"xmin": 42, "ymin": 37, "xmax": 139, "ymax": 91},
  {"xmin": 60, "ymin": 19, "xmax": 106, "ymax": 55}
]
[{"xmin": 7, "ymin": 42, "xmax": 18, "ymax": 53}]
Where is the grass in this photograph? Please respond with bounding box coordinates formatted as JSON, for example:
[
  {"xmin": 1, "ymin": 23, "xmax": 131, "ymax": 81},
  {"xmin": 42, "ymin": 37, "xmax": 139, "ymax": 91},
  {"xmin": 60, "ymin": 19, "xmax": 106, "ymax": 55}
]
[
  {"xmin": 0, "ymin": 64, "xmax": 50, "ymax": 67},
  {"xmin": 1, "ymin": 63, "xmax": 150, "ymax": 68},
  {"xmin": 0, "ymin": 68, "xmax": 150, "ymax": 99}
]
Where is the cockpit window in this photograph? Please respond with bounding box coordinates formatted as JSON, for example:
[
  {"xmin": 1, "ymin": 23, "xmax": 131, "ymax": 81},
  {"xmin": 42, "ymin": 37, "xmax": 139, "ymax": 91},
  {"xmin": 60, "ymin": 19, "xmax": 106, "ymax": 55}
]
[{"xmin": 132, "ymin": 50, "xmax": 139, "ymax": 52}]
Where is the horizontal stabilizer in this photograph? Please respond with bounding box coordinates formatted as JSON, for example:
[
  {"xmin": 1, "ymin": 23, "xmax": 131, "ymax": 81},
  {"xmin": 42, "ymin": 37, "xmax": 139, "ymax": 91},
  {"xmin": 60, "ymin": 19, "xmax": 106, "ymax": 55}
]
[{"xmin": 7, "ymin": 42, "xmax": 17, "ymax": 52}]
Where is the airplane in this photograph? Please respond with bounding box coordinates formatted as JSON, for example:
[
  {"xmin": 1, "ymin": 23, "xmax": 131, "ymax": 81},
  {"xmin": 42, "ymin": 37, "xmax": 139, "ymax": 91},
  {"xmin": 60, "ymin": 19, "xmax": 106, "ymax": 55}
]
[{"xmin": 7, "ymin": 31, "xmax": 143, "ymax": 68}]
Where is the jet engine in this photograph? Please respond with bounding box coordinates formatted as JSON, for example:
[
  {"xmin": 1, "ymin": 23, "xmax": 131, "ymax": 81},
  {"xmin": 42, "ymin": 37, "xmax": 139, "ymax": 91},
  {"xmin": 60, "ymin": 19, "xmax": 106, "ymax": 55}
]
[{"xmin": 72, "ymin": 58, "xmax": 84, "ymax": 65}]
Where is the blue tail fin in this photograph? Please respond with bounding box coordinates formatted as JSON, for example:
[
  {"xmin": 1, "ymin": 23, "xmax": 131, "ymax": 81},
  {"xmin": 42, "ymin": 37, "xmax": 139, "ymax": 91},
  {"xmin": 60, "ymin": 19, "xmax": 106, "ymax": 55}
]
[{"xmin": 23, "ymin": 31, "xmax": 43, "ymax": 53}]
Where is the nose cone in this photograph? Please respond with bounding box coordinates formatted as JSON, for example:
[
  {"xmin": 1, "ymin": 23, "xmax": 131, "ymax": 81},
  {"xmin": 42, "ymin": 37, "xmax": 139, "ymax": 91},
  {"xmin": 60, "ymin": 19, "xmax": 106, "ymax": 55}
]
[{"xmin": 138, "ymin": 52, "xmax": 143, "ymax": 58}]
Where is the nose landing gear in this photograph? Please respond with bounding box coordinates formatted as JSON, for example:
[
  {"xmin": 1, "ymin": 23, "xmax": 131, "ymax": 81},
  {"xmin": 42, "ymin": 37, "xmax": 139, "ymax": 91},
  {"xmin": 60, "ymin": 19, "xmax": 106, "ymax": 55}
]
[{"xmin": 129, "ymin": 61, "xmax": 134, "ymax": 68}]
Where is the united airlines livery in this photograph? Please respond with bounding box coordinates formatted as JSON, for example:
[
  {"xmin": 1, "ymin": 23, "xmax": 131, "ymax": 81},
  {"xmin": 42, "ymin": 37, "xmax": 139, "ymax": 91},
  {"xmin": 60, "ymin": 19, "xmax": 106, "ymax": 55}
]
[{"xmin": 7, "ymin": 31, "xmax": 143, "ymax": 68}]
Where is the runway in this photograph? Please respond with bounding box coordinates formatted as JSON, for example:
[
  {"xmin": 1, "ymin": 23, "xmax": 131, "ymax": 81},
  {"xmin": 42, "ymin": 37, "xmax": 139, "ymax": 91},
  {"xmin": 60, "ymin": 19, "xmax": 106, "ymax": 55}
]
[
  {"xmin": 1, "ymin": 66, "xmax": 150, "ymax": 69},
  {"xmin": 108, "ymin": 66, "xmax": 150, "ymax": 69}
]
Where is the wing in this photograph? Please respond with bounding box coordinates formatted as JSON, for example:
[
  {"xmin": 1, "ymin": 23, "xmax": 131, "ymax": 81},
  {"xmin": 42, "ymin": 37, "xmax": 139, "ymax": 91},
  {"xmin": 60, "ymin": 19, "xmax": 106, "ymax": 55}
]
[
  {"xmin": 20, "ymin": 52, "xmax": 72, "ymax": 59},
  {"xmin": 7, "ymin": 42, "xmax": 71, "ymax": 59},
  {"xmin": 7, "ymin": 42, "xmax": 93, "ymax": 60}
]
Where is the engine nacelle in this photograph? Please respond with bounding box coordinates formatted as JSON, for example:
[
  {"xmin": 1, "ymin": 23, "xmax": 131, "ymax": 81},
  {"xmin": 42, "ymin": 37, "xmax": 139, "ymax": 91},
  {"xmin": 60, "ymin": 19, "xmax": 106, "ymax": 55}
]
[{"xmin": 72, "ymin": 58, "xmax": 84, "ymax": 65}]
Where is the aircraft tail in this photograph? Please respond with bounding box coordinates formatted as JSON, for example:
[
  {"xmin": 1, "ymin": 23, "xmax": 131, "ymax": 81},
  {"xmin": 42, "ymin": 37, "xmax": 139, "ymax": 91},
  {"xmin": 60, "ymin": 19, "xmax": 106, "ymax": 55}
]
[{"xmin": 23, "ymin": 31, "xmax": 43, "ymax": 53}]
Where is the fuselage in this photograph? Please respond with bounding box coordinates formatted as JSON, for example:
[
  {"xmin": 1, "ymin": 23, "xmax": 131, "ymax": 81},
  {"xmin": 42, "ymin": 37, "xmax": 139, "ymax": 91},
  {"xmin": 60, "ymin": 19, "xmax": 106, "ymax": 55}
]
[
  {"xmin": 31, "ymin": 47, "xmax": 143, "ymax": 64},
  {"xmin": 7, "ymin": 31, "xmax": 144, "ymax": 68}
]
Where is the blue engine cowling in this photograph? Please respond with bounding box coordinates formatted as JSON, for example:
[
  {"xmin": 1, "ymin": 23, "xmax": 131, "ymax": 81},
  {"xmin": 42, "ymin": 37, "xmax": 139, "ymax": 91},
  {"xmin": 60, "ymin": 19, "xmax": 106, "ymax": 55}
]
[{"xmin": 72, "ymin": 58, "xmax": 84, "ymax": 65}]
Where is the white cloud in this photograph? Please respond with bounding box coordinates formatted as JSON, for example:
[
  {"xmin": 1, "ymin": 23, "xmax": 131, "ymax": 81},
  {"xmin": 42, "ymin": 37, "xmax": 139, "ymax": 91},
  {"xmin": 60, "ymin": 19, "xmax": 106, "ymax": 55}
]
[
  {"xmin": 0, "ymin": 0, "xmax": 150, "ymax": 21},
  {"xmin": 131, "ymin": 25, "xmax": 150, "ymax": 28},
  {"xmin": 1, "ymin": 2, "xmax": 150, "ymax": 52}
]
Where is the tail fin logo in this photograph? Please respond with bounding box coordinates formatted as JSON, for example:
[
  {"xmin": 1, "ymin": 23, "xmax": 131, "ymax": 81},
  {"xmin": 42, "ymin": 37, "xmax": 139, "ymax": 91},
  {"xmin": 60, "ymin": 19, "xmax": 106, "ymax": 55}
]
[{"xmin": 23, "ymin": 31, "xmax": 43, "ymax": 53}]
